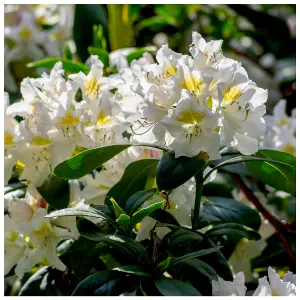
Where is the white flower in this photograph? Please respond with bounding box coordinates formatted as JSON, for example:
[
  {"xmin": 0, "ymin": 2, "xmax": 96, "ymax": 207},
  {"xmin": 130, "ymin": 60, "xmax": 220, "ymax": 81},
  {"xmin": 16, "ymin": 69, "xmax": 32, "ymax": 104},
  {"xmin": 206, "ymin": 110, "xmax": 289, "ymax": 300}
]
[
  {"xmin": 212, "ymin": 272, "xmax": 247, "ymax": 296},
  {"xmin": 217, "ymin": 64, "xmax": 268, "ymax": 154},
  {"xmin": 253, "ymin": 267, "xmax": 296, "ymax": 296},
  {"xmin": 189, "ymin": 32, "xmax": 223, "ymax": 69},
  {"xmin": 15, "ymin": 208, "xmax": 76, "ymax": 278},
  {"xmin": 4, "ymin": 215, "xmax": 26, "ymax": 276},
  {"xmin": 161, "ymin": 90, "xmax": 221, "ymax": 159}
]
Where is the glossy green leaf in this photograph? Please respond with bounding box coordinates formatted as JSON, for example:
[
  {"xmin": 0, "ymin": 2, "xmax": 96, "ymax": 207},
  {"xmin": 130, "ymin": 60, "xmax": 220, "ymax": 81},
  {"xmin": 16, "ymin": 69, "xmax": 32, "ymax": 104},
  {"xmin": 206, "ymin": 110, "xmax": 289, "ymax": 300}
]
[
  {"xmin": 124, "ymin": 188, "xmax": 157, "ymax": 215},
  {"xmin": 19, "ymin": 267, "xmax": 59, "ymax": 296},
  {"xmin": 246, "ymin": 149, "xmax": 296, "ymax": 195},
  {"xmin": 27, "ymin": 58, "xmax": 89, "ymax": 73},
  {"xmin": 107, "ymin": 159, "xmax": 159, "ymax": 208},
  {"xmin": 114, "ymin": 265, "xmax": 152, "ymax": 277},
  {"xmin": 169, "ymin": 247, "xmax": 221, "ymax": 268},
  {"xmin": 96, "ymin": 235, "xmax": 149, "ymax": 264},
  {"xmin": 116, "ymin": 214, "xmax": 130, "ymax": 230},
  {"xmin": 37, "ymin": 175, "xmax": 69, "ymax": 209},
  {"xmin": 88, "ymin": 47, "xmax": 109, "ymax": 67},
  {"xmin": 185, "ymin": 258, "xmax": 218, "ymax": 281},
  {"xmin": 164, "ymin": 228, "xmax": 203, "ymax": 248},
  {"xmin": 126, "ymin": 48, "xmax": 154, "ymax": 63},
  {"xmin": 109, "ymin": 197, "xmax": 125, "ymax": 218},
  {"xmin": 72, "ymin": 270, "xmax": 134, "ymax": 296},
  {"xmin": 76, "ymin": 217, "xmax": 105, "ymax": 241},
  {"xmin": 156, "ymin": 151, "xmax": 208, "ymax": 191},
  {"xmin": 204, "ymin": 223, "xmax": 261, "ymax": 241},
  {"xmin": 198, "ymin": 197, "xmax": 261, "ymax": 230},
  {"xmin": 54, "ymin": 144, "xmax": 131, "ymax": 179},
  {"xmin": 130, "ymin": 201, "xmax": 163, "ymax": 228},
  {"xmin": 155, "ymin": 278, "xmax": 201, "ymax": 296}
]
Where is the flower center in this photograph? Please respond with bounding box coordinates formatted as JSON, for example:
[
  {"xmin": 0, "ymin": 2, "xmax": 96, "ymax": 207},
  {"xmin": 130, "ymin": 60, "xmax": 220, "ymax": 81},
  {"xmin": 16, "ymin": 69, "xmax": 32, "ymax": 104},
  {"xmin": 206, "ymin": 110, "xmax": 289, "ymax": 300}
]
[
  {"xmin": 97, "ymin": 109, "xmax": 111, "ymax": 126},
  {"xmin": 222, "ymin": 86, "xmax": 242, "ymax": 106},
  {"xmin": 281, "ymin": 143, "xmax": 296, "ymax": 156},
  {"xmin": 181, "ymin": 76, "xmax": 204, "ymax": 95},
  {"xmin": 176, "ymin": 109, "xmax": 205, "ymax": 124},
  {"xmin": 57, "ymin": 110, "xmax": 80, "ymax": 126},
  {"xmin": 32, "ymin": 136, "xmax": 52, "ymax": 146},
  {"xmin": 19, "ymin": 27, "xmax": 32, "ymax": 41},
  {"xmin": 4, "ymin": 131, "xmax": 14, "ymax": 146},
  {"xmin": 162, "ymin": 64, "xmax": 177, "ymax": 79},
  {"xmin": 84, "ymin": 77, "xmax": 101, "ymax": 98}
]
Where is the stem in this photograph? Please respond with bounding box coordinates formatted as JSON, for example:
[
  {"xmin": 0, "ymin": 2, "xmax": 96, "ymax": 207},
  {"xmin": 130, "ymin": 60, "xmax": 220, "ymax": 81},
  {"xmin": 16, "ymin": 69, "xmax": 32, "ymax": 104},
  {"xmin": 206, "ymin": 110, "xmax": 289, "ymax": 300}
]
[
  {"xmin": 229, "ymin": 173, "xmax": 296, "ymax": 264},
  {"xmin": 192, "ymin": 171, "xmax": 204, "ymax": 231}
]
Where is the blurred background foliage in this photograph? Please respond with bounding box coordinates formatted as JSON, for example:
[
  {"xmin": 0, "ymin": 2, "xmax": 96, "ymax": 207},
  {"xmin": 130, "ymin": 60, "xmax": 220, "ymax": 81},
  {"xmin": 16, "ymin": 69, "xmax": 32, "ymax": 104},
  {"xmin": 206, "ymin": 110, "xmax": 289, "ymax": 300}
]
[{"xmin": 73, "ymin": 4, "xmax": 296, "ymax": 114}]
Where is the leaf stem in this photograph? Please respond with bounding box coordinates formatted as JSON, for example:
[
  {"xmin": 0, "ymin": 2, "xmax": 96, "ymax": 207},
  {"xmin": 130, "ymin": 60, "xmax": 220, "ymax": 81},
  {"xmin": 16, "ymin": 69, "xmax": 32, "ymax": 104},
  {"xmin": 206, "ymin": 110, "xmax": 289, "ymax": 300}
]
[{"xmin": 192, "ymin": 171, "xmax": 204, "ymax": 231}]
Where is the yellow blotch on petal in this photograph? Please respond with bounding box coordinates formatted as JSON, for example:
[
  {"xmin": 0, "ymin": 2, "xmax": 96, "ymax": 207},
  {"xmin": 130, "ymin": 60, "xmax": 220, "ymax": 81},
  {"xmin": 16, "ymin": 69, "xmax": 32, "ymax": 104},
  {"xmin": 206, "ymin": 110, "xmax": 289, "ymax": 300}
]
[
  {"xmin": 162, "ymin": 64, "xmax": 177, "ymax": 79},
  {"xmin": 7, "ymin": 231, "xmax": 19, "ymax": 243},
  {"xmin": 97, "ymin": 109, "xmax": 111, "ymax": 126},
  {"xmin": 19, "ymin": 27, "xmax": 32, "ymax": 41},
  {"xmin": 281, "ymin": 143, "xmax": 296, "ymax": 156},
  {"xmin": 279, "ymin": 118, "xmax": 291, "ymax": 129},
  {"xmin": 32, "ymin": 136, "xmax": 52, "ymax": 146},
  {"xmin": 176, "ymin": 109, "xmax": 205, "ymax": 124},
  {"xmin": 32, "ymin": 222, "xmax": 54, "ymax": 236},
  {"xmin": 84, "ymin": 77, "xmax": 101, "ymax": 98},
  {"xmin": 222, "ymin": 86, "xmax": 242, "ymax": 106},
  {"xmin": 4, "ymin": 131, "xmax": 14, "ymax": 146},
  {"xmin": 57, "ymin": 111, "xmax": 80, "ymax": 126},
  {"xmin": 181, "ymin": 76, "xmax": 204, "ymax": 94}
]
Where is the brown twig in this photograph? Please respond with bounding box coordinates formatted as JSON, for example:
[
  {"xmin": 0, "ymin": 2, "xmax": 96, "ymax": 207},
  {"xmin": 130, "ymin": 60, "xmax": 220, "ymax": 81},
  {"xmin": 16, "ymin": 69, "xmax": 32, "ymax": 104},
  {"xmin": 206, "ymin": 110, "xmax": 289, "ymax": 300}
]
[{"xmin": 229, "ymin": 173, "xmax": 296, "ymax": 264}]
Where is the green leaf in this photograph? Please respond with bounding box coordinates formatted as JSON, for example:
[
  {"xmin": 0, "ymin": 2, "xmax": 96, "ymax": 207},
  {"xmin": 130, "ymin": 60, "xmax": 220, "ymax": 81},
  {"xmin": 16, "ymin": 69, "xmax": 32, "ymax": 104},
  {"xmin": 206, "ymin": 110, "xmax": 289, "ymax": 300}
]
[
  {"xmin": 19, "ymin": 267, "xmax": 59, "ymax": 296},
  {"xmin": 45, "ymin": 207, "xmax": 115, "ymax": 228},
  {"xmin": 130, "ymin": 201, "xmax": 163, "ymax": 228},
  {"xmin": 204, "ymin": 223, "xmax": 261, "ymax": 241},
  {"xmin": 156, "ymin": 151, "xmax": 208, "ymax": 191},
  {"xmin": 96, "ymin": 235, "xmax": 149, "ymax": 264},
  {"xmin": 246, "ymin": 150, "xmax": 296, "ymax": 195},
  {"xmin": 73, "ymin": 4, "xmax": 108, "ymax": 62},
  {"xmin": 60, "ymin": 236, "xmax": 106, "ymax": 280},
  {"xmin": 109, "ymin": 197, "xmax": 125, "ymax": 218},
  {"xmin": 37, "ymin": 175, "xmax": 69, "ymax": 209},
  {"xmin": 107, "ymin": 159, "xmax": 159, "ymax": 208},
  {"xmin": 54, "ymin": 144, "xmax": 131, "ymax": 179},
  {"xmin": 149, "ymin": 209, "xmax": 180, "ymax": 226},
  {"xmin": 88, "ymin": 47, "xmax": 109, "ymax": 67},
  {"xmin": 76, "ymin": 217, "xmax": 105, "ymax": 241},
  {"xmin": 155, "ymin": 278, "xmax": 201, "ymax": 296},
  {"xmin": 72, "ymin": 270, "xmax": 135, "ymax": 296},
  {"xmin": 169, "ymin": 247, "xmax": 221, "ymax": 268},
  {"xmin": 185, "ymin": 258, "xmax": 218, "ymax": 281},
  {"xmin": 107, "ymin": 4, "xmax": 134, "ymax": 50},
  {"xmin": 113, "ymin": 265, "xmax": 152, "ymax": 277},
  {"xmin": 164, "ymin": 228, "xmax": 203, "ymax": 248},
  {"xmin": 116, "ymin": 214, "xmax": 130, "ymax": 230},
  {"xmin": 157, "ymin": 257, "xmax": 172, "ymax": 272},
  {"xmin": 198, "ymin": 197, "xmax": 261, "ymax": 230},
  {"xmin": 137, "ymin": 16, "xmax": 174, "ymax": 32},
  {"xmin": 27, "ymin": 58, "xmax": 89, "ymax": 73},
  {"xmin": 126, "ymin": 48, "xmax": 154, "ymax": 64},
  {"xmin": 124, "ymin": 188, "xmax": 157, "ymax": 215}
]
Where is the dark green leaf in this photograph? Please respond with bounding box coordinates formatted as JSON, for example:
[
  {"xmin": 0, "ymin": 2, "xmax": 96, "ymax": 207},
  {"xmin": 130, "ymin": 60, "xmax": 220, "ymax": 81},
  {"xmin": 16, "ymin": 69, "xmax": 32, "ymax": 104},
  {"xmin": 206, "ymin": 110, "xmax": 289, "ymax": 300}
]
[
  {"xmin": 124, "ymin": 188, "xmax": 157, "ymax": 215},
  {"xmin": 157, "ymin": 257, "xmax": 172, "ymax": 272},
  {"xmin": 164, "ymin": 228, "xmax": 203, "ymax": 248},
  {"xmin": 126, "ymin": 48, "xmax": 154, "ymax": 63},
  {"xmin": 96, "ymin": 235, "xmax": 149, "ymax": 264},
  {"xmin": 204, "ymin": 223, "xmax": 261, "ymax": 241},
  {"xmin": 19, "ymin": 267, "xmax": 59, "ymax": 296},
  {"xmin": 88, "ymin": 47, "xmax": 109, "ymax": 67},
  {"xmin": 130, "ymin": 201, "xmax": 163, "ymax": 228},
  {"xmin": 27, "ymin": 58, "xmax": 89, "ymax": 73},
  {"xmin": 155, "ymin": 278, "xmax": 201, "ymax": 296},
  {"xmin": 198, "ymin": 197, "xmax": 261, "ymax": 230},
  {"xmin": 76, "ymin": 217, "xmax": 105, "ymax": 241},
  {"xmin": 169, "ymin": 247, "xmax": 221, "ymax": 267},
  {"xmin": 107, "ymin": 159, "xmax": 159, "ymax": 208},
  {"xmin": 72, "ymin": 270, "xmax": 134, "ymax": 296},
  {"xmin": 114, "ymin": 265, "xmax": 152, "ymax": 277},
  {"xmin": 54, "ymin": 144, "xmax": 131, "ymax": 179},
  {"xmin": 246, "ymin": 149, "xmax": 296, "ymax": 195},
  {"xmin": 156, "ymin": 151, "xmax": 208, "ymax": 191},
  {"xmin": 37, "ymin": 175, "xmax": 69, "ymax": 209},
  {"xmin": 116, "ymin": 214, "xmax": 130, "ymax": 231},
  {"xmin": 185, "ymin": 258, "xmax": 218, "ymax": 281},
  {"xmin": 149, "ymin": 209, "xmax": 180, "ymax": 226}
]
